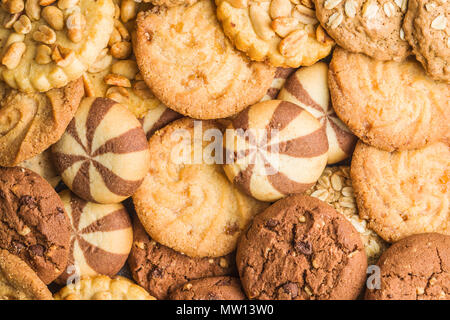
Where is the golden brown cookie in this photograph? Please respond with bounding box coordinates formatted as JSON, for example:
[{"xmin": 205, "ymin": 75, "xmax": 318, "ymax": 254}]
[
  {"xmin": 133, "ymin": 118, "xmax": 269, "ymax": 258},
  {"xmin": 0, "ymin": 249, "xmax": 52, "ymax": 300},
  {"xmin": 329, "ymin": 48, "xmax": 450, "ymax": 151},
  {"xmin": 0, "ymin": 0, "xmax": 115, "ymax": 92},
  {"xmin": 134, "ymin": 0, "xmax": 276, "ymax": 119},
  {"xmin": 403, "ymin": 0, "xmax": 450, "ymax": 82},
  {"xmin": 215, "ymin": 0, "xmax": 335, "ymax": 67},
  {"xmin": 18, "ymin": 148, "xmax": 61, "ymax": 188},
  {"xmin": 351, "ymin": 141, "xmax": 449, "ymax": 243},
  {"xmin": 138, "ymin": 0, "xmax": 198, "ymax": 7},
  {"xmin": 169, "ymin": 277, "xmax": 246, "ymax": 300},
  {"xmin": 0, "ymin": 78, "xmax": 84, "ymax": 167}
]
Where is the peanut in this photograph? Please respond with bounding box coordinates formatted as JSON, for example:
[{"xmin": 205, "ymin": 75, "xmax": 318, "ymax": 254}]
[
  {"xmin": 57, "ymin": 0, "xmax": 78, "ymax": 9},
  {"xmin": 88, "ymin": 48, "xmax": 112, "ymax": 73},
  {"xmin": 39, "ymin": 0, "xmax": 56, "ymax": 5},
  {"xmin": 110, "ymin": 41, "xmax": 132, "ymax": 59},
  {"xmin": 106, "ymin": 86, "xmax": 130, "ymax": 105},
  {"xmin": 25, "ymin": 0, "xmax": 41, "ymax": 21},
  {"xmin": 13, "ymin": 14, "xmax": 32, "ymax": 34},
  {"xmin": 104, "ymin": 73, "xmax": 131, "ymax": 87},
  {"xmin": 111, "ymin": 59, "xmax": 138, "ymax": 79},
  {"xmin": 35, "ymin": 44, "xmax": 52, "ymax": 64},
  {"xmin": 3, "ymin": 13, "xmax": 20, "ymax": 29},
  {"xmin": 66, "ymin": 12, "xmax": 86, "ymax": 43},
  {"xmin": 272, "ymin": 17, "xmax": 299, "ymax": 37},
  {"xmin": 120, "ymin": 0, "xmax": 137, "ymax": 23},
  {"xmin": 3, "ymin": 0, "xmax": 24, "ymax": 14},
  {"xmin": 279, "ymin": 29, "xmax": 307, "ymax": 57},
  {"xmin": 2, "ymin": 41, "xmax": 26, "ymax": 69},
  {"xmin": 269, "ymin": 0, "xmax": 292, "ymax": 19},
  {"xmin": 33, "ymin": 25, "xmax": 56, "ymax": 44},
  {"xmin": 42, "ymin": 5, "xmax": 64, "ymax": 31},
  {"xmin": 51, "ymin": 45, "xmax": 75, "ymax": 67},
  {"xmin": 132, "ymin": 81, "xmax": 154, "ymax": 100},
  {"xmin": 249, "ymin": 2, "xmax": 275, "ymax": 40}
]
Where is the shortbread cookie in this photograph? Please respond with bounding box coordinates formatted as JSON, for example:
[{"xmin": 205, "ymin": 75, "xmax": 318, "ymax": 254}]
[
  {"xmin": 56, "ymin": 190, "xmax": 133, "ymax": 284},
  {"xmin": 278, "ymin": 62, "xmax": 357, "ymax": 164},
  {"xmin": 314, "ymin": 0, "xmax": 411, "ymax": 61},
  {"xmin": 0, "ymin": 0, "xmax": 115, "ymax": 92},
  {"xmin": 139, "ymin": 0, "xmax": 198, "ymax": 7},
  {"xmin": 128, "ymin": 218, "xmax": 236, "ymax": 300},
  {"xmin": 260, "ymin": 67, "xmax": 296, "ymax": 101},
  {"xmin": 329, "ymin": 48, "xmax": 450, "ymax": 151},
  {"xmin": 366, "ymin": 233, "xmax": 450, "ymax": 300},
  {"xmin": 19, "ymin": 148, "xmax": 61, "ymax": 188},
  {"xmin": 305, "ymin": 166, "xmax": 388, "ymax": 265},
  {"xmin": 351, "ymin": 141, "xmax": 450, "ymax": 243},
  {"xmin": 134, "ymin": 0, "xmax": 276, "ymax": 119},
  {"xmin": 0, "ymin": 249, "xmax": 52, "ymax": 300},
  {"xmin": 0, "ymin": 78, "xmax": 84, "ymax": 166},
  {"xmin": 52, "ymin": 97, "xmax": 150, "ymax": 204},
  {"xmin": 169, "ymin": 277, "xmax": 246, "ymax": 300},
  {"xmin": 237, "ymin": 194, "xmax": 367, "ymax": 300},
  {"xmin": 216, "ymin": 0, "xmax": 335, "ymax": 67},
  {"xmin": 0, "ymin": 167, "xmax": 70, "ymax": 284},
  {"xmin": 223, "ymin": 100, "xmax": 328, "ymax": 202},
  {"xmin": 133, "ymin": 118, "xmax": 268, "ymax": 258},
  {"xmin": 54, "ymin": 275, "xmax": 156, "ymax": 300},
  {"xmin": 403, "ymin": 0, "xmax": 450, "ymax": 82}
]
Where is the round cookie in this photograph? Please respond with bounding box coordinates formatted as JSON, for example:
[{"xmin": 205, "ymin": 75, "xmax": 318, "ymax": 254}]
[
  {"xmin": 329, "ymin": 48, "xmax": 450, "ymax": 151},
  {"xmin": 237, "ymin": 194, "xmax": 368, "ymax": 300},
  {"xmin": 54, "ymin": 275, "xmax": 156, "ymax": 300},
  {"xmin": 134, "ymin": 0, "xmax": 276, "ymax": 120},
  {"xmin": 0, "ymin": 167, "xmax": 70, "ymax": 284},
  {"xmin": 305, "ymin": 166, "xmax": 389, "ymax": 265},
  {"xmin": 365, "ymin": 233, "xmax": 450, "ymax": 300},
  {"xmin": 0, "ymin": 249, "xmax": 52, "ymax": 300},
  {"xmin": 223, "ymin": 100, "xmax": 329, "ymax": 202},
  {"xmin": 52, "ymin": 97, "xmax": 151, "ymax": 204},
  {"xmin": 56, "ymin": 190, "xmax": 133, "ymax": 285},
  {"xmin": 0, "ymin": 0, "xmax": 115, "ymax": 92},
  {"xmin": 314, "ymin": 0, "xmax": 411, "ymax": 61},
  {"xmin": 19, "ymin": 148, "xmax": 61, "ymax": 188},
  {"xmin": 138, "ymin": 0, "xmax": 198, "ymax": 7},
  {"xmin": 351, "ymin": 141, "xmax": 450, "ymax": 243},
  {"xmin": 278, "ymin": 62, "xmax": 357, "ymax": 164},
  {"xmin": 169, "ymin": 277, "xmax": 246, "ymax": 300},
  {"xmin": 403, "ymin": 0, "xmax": 449, "ymax": 83},
  {"xmin": 260, "ymin": 67, "xmax": 296, "ymax": 102},
  {"xmin": 0, "ymin": 78, "xmax": 84, "ymax": 166},
  {"xmin": 215, "ymin": 0, "xmax": 335, "ymax": 67},
  {"xmin": 133, "ymin": 118, "xmax": 268, "ymax": 258},
  {"xmin": 128, "ymin": 217, "xmax": 237, "ymax": 300}
]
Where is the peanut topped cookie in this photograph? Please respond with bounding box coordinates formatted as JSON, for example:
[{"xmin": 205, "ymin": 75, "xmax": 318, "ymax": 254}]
[
  {"xmin": 134, "ymin": 0, "xmax": 275, "ymax": 119},
  {"xmin": 0, "ymin": 0, "xmax": 115, "ymax": 93},
  {"xmin": 403, "ymin": 0, "xmax": 450, "ymax": 82},
  {"xmin": 216, "ymin": 0, "xmax": 335, "ymax": 67},
  {"xmin": 314, "ymin": 0, "xmax": 411, "ymax": 61}
]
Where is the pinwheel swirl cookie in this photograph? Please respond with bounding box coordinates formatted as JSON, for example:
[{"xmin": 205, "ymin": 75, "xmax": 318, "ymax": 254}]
[
  {"xmin": 260, "ymin": 67, "xmax": 296, "ymax": 101},
  {"xmin": 52, "ymin": 97, "xmax": 150, "ymax": 204},
  {"xmin": 223, "ymin": 100, "xmax": 328, "ymax": 202},
  {"xmin": 0, "ymin": 0, "xmax": 114, "ymax": 92},
  {"xmin": 216, "ymin": 0, "xmax": 335, "ymax": 67}
]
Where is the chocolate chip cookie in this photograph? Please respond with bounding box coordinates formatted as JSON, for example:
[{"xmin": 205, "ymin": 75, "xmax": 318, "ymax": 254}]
[{"xmin": 169, "ymin": 277, "xmax": 246, "ymax": 300}]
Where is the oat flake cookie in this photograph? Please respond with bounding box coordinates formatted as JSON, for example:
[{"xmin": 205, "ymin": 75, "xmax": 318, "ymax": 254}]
[
  {"xmin": 351, "ymin": 141, "xmax": 450, "ymax": 243},
  {"xmin": 403, "ymin": 0, "xmax": 450, "ymax": 83},
  {"xmin": 0, "ymin": 0, "xmax": 115, "ymax": 93},
  {"xmin": 134, "ymin": 0, "xmax": 275, "ymax": 120},
  {"xmin": 216, "ymin": 0, "xmax": 335, "ymax": 67}
]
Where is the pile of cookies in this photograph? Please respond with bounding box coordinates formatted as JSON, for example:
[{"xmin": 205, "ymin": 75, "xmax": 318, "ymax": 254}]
[{"xmin": 0, "ymin": 0, "xmax": 448, "ymax": 300}]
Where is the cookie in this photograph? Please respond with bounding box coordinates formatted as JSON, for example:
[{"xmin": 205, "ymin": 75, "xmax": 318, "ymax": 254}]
[
  {"xmin": 0, "ymin": 0, "xmax": 115, "ymax": 92},
  {"xmin": 0, "ymin": 167, "xmax": 70, "ymax": 284},
  {"xmin": 52, "ymin": 97, "xmax": 150, "ymax": 204},
  {"xmin": 56, "ymin": 190, "xmax": 133, "ymax": 284},
  {"xmin": 0, "ymin": 78, "xmax": 84, "ymax": 167},
  {"xmin": 237, "ymin": 194, "xmax": 367, "ymax": 300},
  {"xmin": 365, "ymin": 233, "xmax": 450, "ymax": 300},
  {"xmin": 403, "ymin": 0, "xmax": 449, "ymax": 82},
  {"xmin": 19, "ymin": 148, "xmax": 61, "ymax": 188},
  {"xmin": 134, "ymin": 0, "xmax": 276, "ymax": 120},
  {"xmin": 54, "ymin": 275, "xmax": 156, "ymax": 300},
  {"xmin": 223, "ymin": 100, "xmax": 329, "ymax": 202},
  {"xmin": 329, "ymin": 48, "xmax": 450, "ymax": 151},
  {"xmin": 351, "ymin": 141, "xmax": 449, "ymax": 243},
  {"xmin": 133, "ymin": 118, "xmax": 268, "ymax": 258},
  {"xmin": 169, "ymin": 277, "xmax": 246, "ymax": 300},
  {"xmin": 314, "ymin": 0, "xmax": 411, "ymax": 61},
  {"xmin": 0, "ymin": 249, "xmax": 52, "ymax": 300},
  {"xmin": 305, "ymin": 166, "xmax": 388, "ymax": 265},
  {"xmin": 138, "ymin": 0, "xmax": 198, "ymax": 7},
  {"xmin": 278, "ymin": 62, "xmax": 357, "ymax": 164},
  {"xmin": 128, "ymin": 217, "xmax": 236, "ymax": 300},
  {"xmin": 260, "ymin": 67, "xmax": 296, "ymax": 102},
  {"xmin": 215, "ymin": 0, "xmax": 335, "ymax": 67}
]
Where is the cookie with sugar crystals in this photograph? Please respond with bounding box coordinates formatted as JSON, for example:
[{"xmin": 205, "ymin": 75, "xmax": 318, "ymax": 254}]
[
  {"xmin": 169, "ymin": 277, "xmax": 246, "ymax": 300},
  {"xmin": 52, "ymin": 97, "xmax": 150, "ymax": 204},
  {"xmin": 223, "ymin": 100, "xmax": 328, "ymax": 202},
  {"xmin": 278, "ymin": 62, "xmax": 357, "ymax": 164},
  {"xmin": 56, "ymin": 190, "xmax": 133, "ymax": 285}
]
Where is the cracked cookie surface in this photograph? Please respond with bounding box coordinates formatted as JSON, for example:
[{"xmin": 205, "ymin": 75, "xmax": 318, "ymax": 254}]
[{"xmin": 169, "ymin": 276, "xmax": 246, "ymax": 300}]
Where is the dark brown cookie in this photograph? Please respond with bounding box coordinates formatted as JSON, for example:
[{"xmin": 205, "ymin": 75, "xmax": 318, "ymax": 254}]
[
  {"xmin": 0, "ymin": 167, "xmax": 71, "ymax": 284},
  {"xmin": 237, "ymin": 194, "xmax": 367, "ymax": 300},
  {"xmin": 128, "ymin": 218, "xmax": 237, "ymax": 300},
  {"xmin": 366, "ymin": 233, "xmax": 450, "ymax": 300},
  {"xmin": 169, "ymin": 277, "xmax": 246, "ymax": 300}
]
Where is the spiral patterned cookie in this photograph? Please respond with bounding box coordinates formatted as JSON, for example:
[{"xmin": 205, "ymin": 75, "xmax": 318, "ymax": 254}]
[
  {"xmin": 52, "ymin": 97, "xmax": 150, "ymax": 204},
  {"xmin": 278, "ymin": 62, "xmax": 357, "ymax": 164},
  {"xmin": 260, "ymin": 67, "xmax": 296, "ymax": 102},
  {"xmin": 224, "ymin": 100, "xmax": 329, "ymax": 202},
  {"xmin": 56, "ymin": 190, "xmax": 132, "ymax": 285}
]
